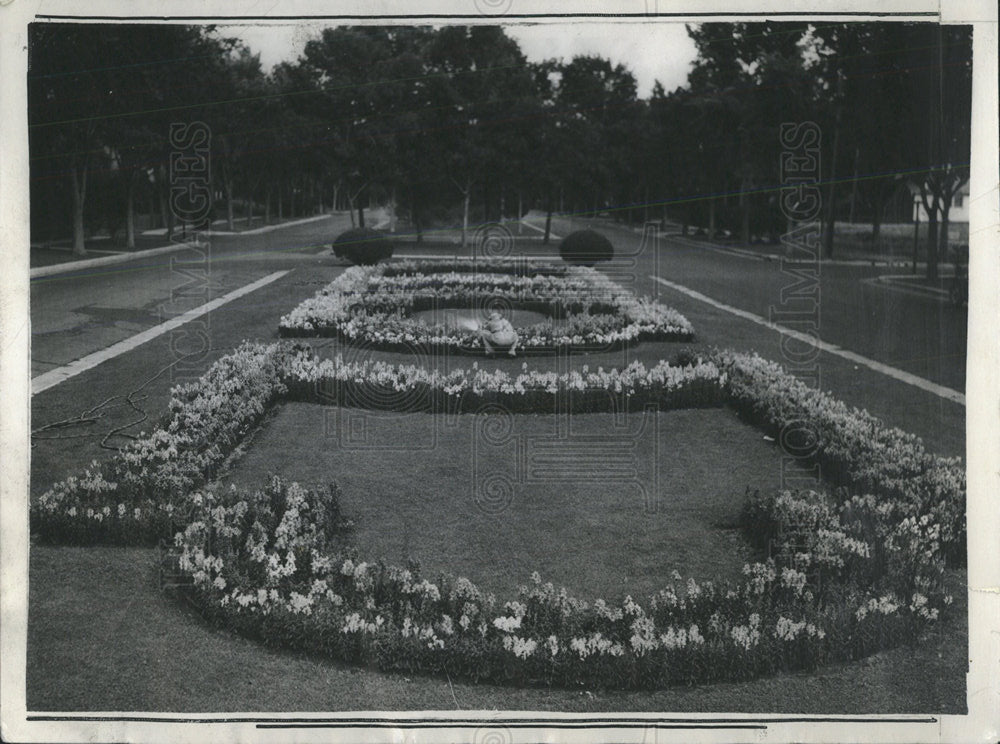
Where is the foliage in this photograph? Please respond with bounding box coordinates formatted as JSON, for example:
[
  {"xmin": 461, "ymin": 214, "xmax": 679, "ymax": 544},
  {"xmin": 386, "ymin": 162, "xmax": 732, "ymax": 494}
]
[
  {"xmin": 332, "ymin": 227, "xmax": 395, "ymax": 265},
  {"xmin": 31, "ymin": 343, "xmax": 290, "ymax": 545},
  {"xmin": 558, "ymin": 230, "xmax": 615, "ymax": 266},
  {"xmin": 278, "ymin": 260, "xmax": 694, "ymax": 351},
  {"xmin": 29, "ymin": 23, "xmax": 972, "ymax": 264},
  {"xmin": 718, "ymin": 350, "xmax": 966, "ymax": 564},
  {"xmin": 172, "ymin": 471, "xmax": 950, "ymax": 690},
  {"xmin": 32, "ymin": 337, "xmax": 964, "ymax": 688}
]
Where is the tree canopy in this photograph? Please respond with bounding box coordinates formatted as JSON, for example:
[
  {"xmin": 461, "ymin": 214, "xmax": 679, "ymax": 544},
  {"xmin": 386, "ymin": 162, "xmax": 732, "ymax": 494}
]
[{"xmin": 29, "ymin": 21, "xmax": 972, "ymax": 274}]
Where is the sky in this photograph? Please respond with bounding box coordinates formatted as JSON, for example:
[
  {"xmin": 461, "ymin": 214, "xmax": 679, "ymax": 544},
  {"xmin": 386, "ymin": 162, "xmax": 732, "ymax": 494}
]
[{"xmin": 219, "ymin": 23, "xmax": 699, "ymax": 98}]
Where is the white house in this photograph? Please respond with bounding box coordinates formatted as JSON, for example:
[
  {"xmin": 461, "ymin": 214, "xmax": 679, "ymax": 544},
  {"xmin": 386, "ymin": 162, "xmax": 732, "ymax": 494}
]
[{"xmin": 909, "ymin": 180, "xmax": 970, "ymax": 223}]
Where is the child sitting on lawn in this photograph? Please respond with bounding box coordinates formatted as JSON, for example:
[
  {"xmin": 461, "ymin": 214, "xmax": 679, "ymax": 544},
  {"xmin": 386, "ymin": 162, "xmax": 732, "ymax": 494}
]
[{"xmin": 479, "ymin": 310, "xmax": 519, "ymax": 357}]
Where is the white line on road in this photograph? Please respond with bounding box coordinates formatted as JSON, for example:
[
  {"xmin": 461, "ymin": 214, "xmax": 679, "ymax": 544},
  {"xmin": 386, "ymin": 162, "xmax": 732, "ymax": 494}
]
[
  {"xmin": 650, "ymin": 274, "xmax": 966, "ymax": 406},
  {"xmin": 31, "ymin": 270, "xmax": 291, "ymax": 395}
]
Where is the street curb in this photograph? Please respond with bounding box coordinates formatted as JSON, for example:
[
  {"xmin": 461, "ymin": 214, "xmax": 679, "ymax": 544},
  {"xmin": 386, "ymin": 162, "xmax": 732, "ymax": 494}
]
[
  {"xmin": 871, "ymin": 274, "xmax": 953, "ymax": 299},
  {"xmin": 663, "ymin": 232, "xmax": 923, "ymax": 268},
  {"xmin": 31, "ymin": 214, "xmax": 336, "ymax": 279},
  {"xmin": 30, "ymin": 240, "xmax": 202, "ymax": 279},
  {"xmin": 195, "ymin": 213, "xmax": 332, "ymax": 237}
]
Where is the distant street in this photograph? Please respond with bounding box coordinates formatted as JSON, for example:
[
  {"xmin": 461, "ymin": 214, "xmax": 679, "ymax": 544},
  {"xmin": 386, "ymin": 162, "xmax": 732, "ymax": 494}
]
[{"xmin": 539, "ymin": 214, "xmax": 968, "ymax": 394}]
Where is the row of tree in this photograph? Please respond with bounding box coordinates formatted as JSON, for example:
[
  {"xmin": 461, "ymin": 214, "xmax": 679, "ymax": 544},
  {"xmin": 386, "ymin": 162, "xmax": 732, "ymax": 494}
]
[{"xmin": 29, "ymin": 22, "xmax": 971, "ymax": 278}]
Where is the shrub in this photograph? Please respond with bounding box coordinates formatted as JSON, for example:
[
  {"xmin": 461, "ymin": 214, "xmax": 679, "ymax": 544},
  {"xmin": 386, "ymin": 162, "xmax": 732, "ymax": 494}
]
[
  {"xmin": 558, "ymin": 230, "xmax": 614, "ymax": 266},
  {"xmin": 333, "ymin": 228, "xmax": 394, "ymax": 265}
]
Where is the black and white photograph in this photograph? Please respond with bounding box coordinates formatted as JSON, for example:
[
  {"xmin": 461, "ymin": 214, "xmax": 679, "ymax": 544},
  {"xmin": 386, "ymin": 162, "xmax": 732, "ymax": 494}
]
[{"xmin": 1, "ymin": 1, "xmax": 998, "ymax": 742}]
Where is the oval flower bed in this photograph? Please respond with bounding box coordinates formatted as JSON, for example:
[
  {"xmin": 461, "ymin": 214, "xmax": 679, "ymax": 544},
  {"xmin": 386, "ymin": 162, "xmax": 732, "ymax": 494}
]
[
  {"xmin": 31, "ymin": 342, "xmax": 965, "ymax": 690},
  {"xmin": 278, "ymin": 259, "xmax": 695, "ymax": 354}
]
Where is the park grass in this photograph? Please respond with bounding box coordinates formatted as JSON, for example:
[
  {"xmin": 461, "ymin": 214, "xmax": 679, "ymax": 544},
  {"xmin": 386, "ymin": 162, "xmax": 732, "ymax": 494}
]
[
  {"xmin": 27, "ymin": 544, "xmax": 967, "ymax": 712},
  {"xmin": 219, "ymin": 405, "xmax": 788, "ymax": 601}
]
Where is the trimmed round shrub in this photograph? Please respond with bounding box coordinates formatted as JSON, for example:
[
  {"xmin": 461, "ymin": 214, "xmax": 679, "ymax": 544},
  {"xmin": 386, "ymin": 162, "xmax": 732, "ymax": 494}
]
[
  {"xmin": 558, "ymin": 229, "xmax": 614, "ymax": 266},
  {"xmin": 332, "ymin": 227, "xmax": 394, "ymax": 265}
]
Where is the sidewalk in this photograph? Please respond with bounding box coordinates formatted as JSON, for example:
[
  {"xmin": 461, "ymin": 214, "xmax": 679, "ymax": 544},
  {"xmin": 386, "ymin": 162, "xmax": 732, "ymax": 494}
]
[
  {"xmin": 568, "ymin": 215, "xmax": 923, "ymax": 268},
  {"xmin": 30, "ymin": 213, "xmax": 334, "ymax": 279},
  {"xmin": 141, "ymin": 212, "xmax": 333, "ymax": 237},
  {"xmin": 864, "ymin": 273, "xmax": 958, "ymax": 302},
  {"xmin": 654, "ymin": 228, "xmax": 922, "ymax": 268}
]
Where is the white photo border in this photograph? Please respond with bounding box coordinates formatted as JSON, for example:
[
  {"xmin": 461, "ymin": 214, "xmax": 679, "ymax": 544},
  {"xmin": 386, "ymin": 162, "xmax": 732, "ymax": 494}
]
[{"xmin": 2, "ymin": 1, "xmax": 997, "ymax": 742}]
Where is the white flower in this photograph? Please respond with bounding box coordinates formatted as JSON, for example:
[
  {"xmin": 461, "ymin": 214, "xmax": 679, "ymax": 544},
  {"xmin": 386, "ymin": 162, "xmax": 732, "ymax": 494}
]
[{"xmin": 492, "ymin": 615, "xmax": 522, "ymax": 633}]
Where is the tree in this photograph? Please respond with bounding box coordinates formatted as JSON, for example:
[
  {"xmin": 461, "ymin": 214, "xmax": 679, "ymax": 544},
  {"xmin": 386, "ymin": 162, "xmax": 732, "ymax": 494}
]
[
  {"xmin": 910, "ymin": 25, "xmax": 972, "ymax": 280},
  {"xmin": 424, "ymin": 26, "xmax": 537, "ymax": 247},
  {"xmin": 684, "ymin": 23, "xmax": 819, "ymax": 244},
  {"xmin": 29, "ymin": 24, "xmax": 239, "ymax": 252},
  {"xmin": 809, "ymin": 22, "xmax": 971, "ymax": 270},
  {"xmin": 29, "ymin": 24, "xmax": 116, "ymax": 255}
]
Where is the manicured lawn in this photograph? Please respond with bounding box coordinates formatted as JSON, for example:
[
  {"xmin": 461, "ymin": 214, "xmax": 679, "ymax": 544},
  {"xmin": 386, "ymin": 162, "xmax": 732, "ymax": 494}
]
[
  {"xmin": 221, "ymin": 405, "xmax": 795, "ymax": 601},
  {"xmin": 27, "ymin": 545, "xmax": 967, "ymax": 712}
]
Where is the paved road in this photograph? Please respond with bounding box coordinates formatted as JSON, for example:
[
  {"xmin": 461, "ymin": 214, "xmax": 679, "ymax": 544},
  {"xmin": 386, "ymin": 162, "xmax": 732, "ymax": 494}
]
[
  {"xmin": 30, "ymin": 214, "xmax": 350, "ymax": 378},
  {"xmin": 533, "ymin": 214, "xmax": 967, "ymax": 394}
]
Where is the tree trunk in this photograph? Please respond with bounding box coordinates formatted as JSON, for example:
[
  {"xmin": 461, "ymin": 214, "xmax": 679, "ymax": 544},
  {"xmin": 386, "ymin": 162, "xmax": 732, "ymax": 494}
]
[
  {"xmin": 823, "ymin": 91, "xmax": 843, "ymax": 259},
  {"xmin": 278, "ymin": 187, "xmax": 284, "ymax": 221},
  {"xmin": 708, "ymin": 199, "xmax": 716, "ymax": 239},
  {"xmin": 461, "ymin": 184, "xmax": 470, "ymax": 249},
  {"xmin": 823, "ymin": 206, "xmax": 837, "ymax": 259},
  {"xmin": 70, "ymin": 162, "xmax": 88, "ymax": 256},
  {"xmin": 848, "ymin": 146, "xmax": 860, "ymax": 224},
  {"xmin": 224, "ymin": 175, "xmax": 235, "ymax": 231},
  {"xmin": 347, "ymin": 196, "xmax": 356, "ymax": 227},
  {"xmin": 544, "ymin": 194, "xmax": 553, "ymax": 245},
  {"xmin": 245, "ymin": 193, "xmax": 253, "ymax": 226},
  {"xmin": 938, "ymin": 202, "xmax": 951, "ymax": 268},
  {"xmin": 739, "ymin": 178, "xmax": 750, "ymax": 244},
  {"xmin": 265, "ymin": 188, "xmax": 271, "ymax": 224},
  {"xmin": 358, "ymin": 203, "xmax": 365, "ymax": 228},
  {"xmin": 921, "ymin": 185, "xmax": 941, "ymax": 281},
  {"xmin": 925, "ymin": 215, "xmax": 939, "ymax": 281},
  {"xmin": 125, "ymin": 172, "xmax": 136, "ymax": 250},
  {"xmin": 517, "ymin": 192, "xmax": 523, "ymax": 234},
  {"xmin": 157, "ymin": 166, "xmax": 169, "ymax": 231},
  {"xmin": 332, "ymin": 183, "xmax": 339, "ymax": 214},
  {"xmin": 871, "ymin": 188, "xmax": 883, "ymax": 241}
]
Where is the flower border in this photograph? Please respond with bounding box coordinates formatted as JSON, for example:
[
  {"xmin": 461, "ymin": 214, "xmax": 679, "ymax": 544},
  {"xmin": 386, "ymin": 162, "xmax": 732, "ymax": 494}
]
[
  {"xmin": 278, "ymin": 259, "xmax": 695, "ymax": 353},
  {"xmin": 31, "ymin": 342, "xmax": 966, "ymax": 690}
]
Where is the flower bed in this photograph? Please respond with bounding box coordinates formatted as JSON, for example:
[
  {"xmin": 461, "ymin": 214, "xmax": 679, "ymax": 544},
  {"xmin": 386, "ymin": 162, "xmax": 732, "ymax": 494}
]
[
  {"xmin": 31, "ymin": 342, "xmax": 722, "ymax": 545},
  {"xmin": 32, "ymin": 342, "xmax": 966, "ymax": 690},
  {"xmin": 172, "ymin": 476, "xmax": 949, "ymax": 689},
  {"xmin": 278, "ymin": 260, "xmax": 694, "ymax": 353}
]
